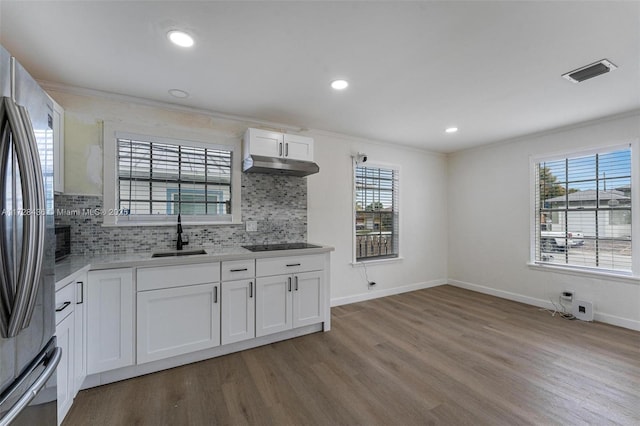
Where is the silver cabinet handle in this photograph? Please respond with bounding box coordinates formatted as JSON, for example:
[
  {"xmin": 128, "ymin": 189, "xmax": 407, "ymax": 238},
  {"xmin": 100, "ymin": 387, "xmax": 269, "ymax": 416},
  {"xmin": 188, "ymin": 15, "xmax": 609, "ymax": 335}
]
[
  {"xmin": 76, "ymin": 281, "xmax": 84, "ymax": 304},
  {"xmin": 0, "ymin": 343, "xmax": 61, "ymax": 426},
  {"xmin": 230, "ymin": 268, "xmax": 248, "ymax": 272},
  {"xmin": 285, "ymin": 142, "xmax": 289, "ymax": 157},
  {"xmin": 278, "ymin": 142, "xmax": 283, "ymax": 156},
  {"xmin": 288, "ymin": 277, "xmax": 292, "ymax": 292},
  {"xmin": 295, "ymin": 276, "xmax": 298, "ymax": 291},
  {"xmin": 214, "ymin": 286, "xmax": 218, "ymax": 304},
  {"xmin": 249, "ymin": 281, "xmax": 253, "ymax": 298},
  {"xmin": 286, "ymin": 263, "xmax": 301, "ymax": 267}
]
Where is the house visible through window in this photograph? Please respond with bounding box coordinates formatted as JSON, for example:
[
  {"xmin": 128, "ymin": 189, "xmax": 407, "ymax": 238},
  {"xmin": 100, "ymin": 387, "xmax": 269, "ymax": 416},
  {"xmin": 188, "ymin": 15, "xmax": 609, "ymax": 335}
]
[
  {"xmin": 117, "ymin": 136, "xmax": 232, "ymax": 221},
  {"xmin": 355, "ymin": 165, "xmax": 399, "ymax": 261},
  {"xmin": 535, "ymin": 147, "xmax": 631, "ymax": 272}
]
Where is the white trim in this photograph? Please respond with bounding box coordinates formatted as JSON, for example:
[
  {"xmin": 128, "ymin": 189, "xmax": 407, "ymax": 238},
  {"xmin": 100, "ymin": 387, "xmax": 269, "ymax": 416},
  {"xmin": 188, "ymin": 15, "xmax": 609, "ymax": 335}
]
[
  {"xmin": 350, "ymin": 256, "xmax": 404, "ymax": 266},
  {"xmin": 330, "ymin": 278, "xmax": 446, "ymax": 307},
  {"xmin": 526, "ymin": 262, "xmax": 640, "ymax": 285},
  {"xmin": 102, "ymin": 123, "xmax": 242, "ymax": 226},
  {"xmin": 352, "ymin": 160, "xmax": 401, "ymax": 264},
  {"xmin": 529, "ymin": 142, "xmax": 632, "ymax": 164},
  {"xmin": 529, "ymin": 140, "xmax": 639, "ymax": 272},
  {"xmin": 448, "ymin": 279, "xmax": 640, "ymax": 331}
]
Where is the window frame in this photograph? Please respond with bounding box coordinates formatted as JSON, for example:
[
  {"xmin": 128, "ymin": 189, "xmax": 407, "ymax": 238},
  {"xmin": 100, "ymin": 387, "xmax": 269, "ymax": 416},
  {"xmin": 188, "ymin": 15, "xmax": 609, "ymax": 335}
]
[
  {"xmin": 352, "ymin": 159, "xmax": 400, "ymax": 263},
  {"xmin": 103, "ymin": 123, "xmax": 242, "ymax": 226},
  {"xmin": 529, "ymin": 142, "xmax": 640, "ymax": 276}
]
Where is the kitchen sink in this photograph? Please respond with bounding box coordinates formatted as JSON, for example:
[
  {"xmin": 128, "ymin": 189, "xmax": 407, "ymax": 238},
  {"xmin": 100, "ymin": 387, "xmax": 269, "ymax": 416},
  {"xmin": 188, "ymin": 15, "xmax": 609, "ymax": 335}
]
[{"xmin": 151, "ymin": 249, "xmax": 207, "ymax": 258}]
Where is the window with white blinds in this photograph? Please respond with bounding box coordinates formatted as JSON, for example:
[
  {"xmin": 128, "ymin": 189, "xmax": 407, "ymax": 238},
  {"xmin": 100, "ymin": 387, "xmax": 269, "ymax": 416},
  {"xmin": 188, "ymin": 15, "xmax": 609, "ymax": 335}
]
[
  {"xmin": 534, "ymin": 147, "xmax": 632, "ymax": 272},
  {"xmin": 116, "ymin": 135, "xmax": 233, "ymax": 222},
  {"xmin": 355, "ymin": 165, "xmax": 399, "ymax": 261}
]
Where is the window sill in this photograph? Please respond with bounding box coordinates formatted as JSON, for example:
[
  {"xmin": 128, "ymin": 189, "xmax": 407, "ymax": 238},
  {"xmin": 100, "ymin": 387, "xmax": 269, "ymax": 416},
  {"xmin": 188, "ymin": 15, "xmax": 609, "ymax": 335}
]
[
  {"xmin": 527, "ymin": 262, "xmax": 640, "ymax": 285},
  {"xmin": 351, "ymin": 256, "xmax": 404, "ymax": 267}
]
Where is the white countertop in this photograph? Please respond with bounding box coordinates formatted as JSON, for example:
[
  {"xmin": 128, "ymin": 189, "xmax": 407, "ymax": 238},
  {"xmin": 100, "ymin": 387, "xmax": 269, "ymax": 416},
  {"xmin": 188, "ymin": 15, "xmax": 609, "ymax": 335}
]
[{"xmin": 54, "ymin": 244, "xmax": 334, "ymax": 289}]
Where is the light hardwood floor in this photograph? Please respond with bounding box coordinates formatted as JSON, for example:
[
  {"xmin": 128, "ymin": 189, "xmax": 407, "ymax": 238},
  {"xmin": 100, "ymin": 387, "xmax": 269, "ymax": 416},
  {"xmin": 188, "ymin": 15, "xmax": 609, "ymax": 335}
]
[{"xmin": 63, "ymin": 285, "xmax": 640, "ymax": 425}]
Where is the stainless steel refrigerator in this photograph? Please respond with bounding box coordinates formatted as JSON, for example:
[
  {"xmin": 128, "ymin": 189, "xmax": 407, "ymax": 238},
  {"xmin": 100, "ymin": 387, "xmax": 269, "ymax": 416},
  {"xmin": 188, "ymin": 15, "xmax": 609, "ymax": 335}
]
[{"xmin": 0, "ymin": 45, "xmax": 61, "ymax": 425}]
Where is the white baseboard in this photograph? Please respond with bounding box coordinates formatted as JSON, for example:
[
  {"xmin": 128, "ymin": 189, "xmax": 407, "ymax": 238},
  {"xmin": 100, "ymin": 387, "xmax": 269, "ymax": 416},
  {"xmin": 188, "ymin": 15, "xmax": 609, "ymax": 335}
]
[
  {"xmin": 448, "ymin": 279, "xmax": 640, "ymax": 332},
  {"xmin": 330, "ymin": 278, "xmax": 447, "ymax": 307}
]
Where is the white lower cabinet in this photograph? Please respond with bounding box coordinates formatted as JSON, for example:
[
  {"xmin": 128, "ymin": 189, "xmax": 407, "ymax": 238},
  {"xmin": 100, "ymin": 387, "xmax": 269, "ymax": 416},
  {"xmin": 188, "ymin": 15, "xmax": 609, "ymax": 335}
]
[
  {"xmin": 56, "ymin": 270, "xmax": 87, "ymax": 425},
  {"xmin": 256, "ymin": 275, "xmax": 292, "ymax": 337},
  {"xmin": 87, "ymin": 268, "xmax": 134, "ymax": 374},
  {"xmin": 55, "ymin": 306, "xmax": 74, "ymax": 425},
  {"xmin": 73, "ymin": 273, "xmax": 87, "ymax": 394},
  {"xmin": 256, "ymin": 270, "xmax": 323, "ymax": 337},
  {"xmin": 221, "ymin": 279, "xmax": 255, "ymax": 345},
  {"xmin": 137, "ymin": 283, "xmax": 220, "ymax": 364}
]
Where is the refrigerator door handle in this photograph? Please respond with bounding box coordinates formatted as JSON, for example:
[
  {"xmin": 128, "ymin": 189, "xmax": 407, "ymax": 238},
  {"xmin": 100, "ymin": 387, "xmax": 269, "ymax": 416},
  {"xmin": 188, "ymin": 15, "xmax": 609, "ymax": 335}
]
[
  {"xmin": 0, "ymin": 345, "xmax": 62, "ymax": 426},
  {"xmin": 0, "ymin": 99, "xmax": 10, "ymax": 335},
  {"xmin": 0, "ymin": 97, "xmax": 44, "ymax": 338},
  {"xmin": 16, "ymin": 103, "xmax": 45, "ymax": 331}
]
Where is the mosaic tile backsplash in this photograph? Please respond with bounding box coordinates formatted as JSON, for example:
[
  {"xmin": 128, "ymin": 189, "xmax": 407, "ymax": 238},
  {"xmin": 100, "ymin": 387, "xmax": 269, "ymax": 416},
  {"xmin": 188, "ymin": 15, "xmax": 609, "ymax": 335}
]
[{"xmin": 55, "ymin": 173, "xmax": 307, "ymax": 256}]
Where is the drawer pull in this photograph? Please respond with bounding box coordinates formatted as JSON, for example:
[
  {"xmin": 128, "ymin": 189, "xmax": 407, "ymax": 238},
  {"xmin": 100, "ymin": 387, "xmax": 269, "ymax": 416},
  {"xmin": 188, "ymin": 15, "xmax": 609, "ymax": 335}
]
[
  {"xmin": 55, "ymin": 301, "xmax": 71, "ymax": 312},
  {"xmin": 286, "ymin": 263, "xmax": 301, "ymax": 267},
  {"xmin": 76, "ymin": 281, "xmax": 84, "ymax": 304},
  {"xmin": 230, "ymin": 268, "xmax": 248, "ymax": 272}
]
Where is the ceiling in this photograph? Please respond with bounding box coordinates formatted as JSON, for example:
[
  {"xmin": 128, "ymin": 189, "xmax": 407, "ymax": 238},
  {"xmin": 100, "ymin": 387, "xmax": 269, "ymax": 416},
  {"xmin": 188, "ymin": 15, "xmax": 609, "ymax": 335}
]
[{"xmin": 1, "ymin": 1, "xmax": 638, "ymax": 153}]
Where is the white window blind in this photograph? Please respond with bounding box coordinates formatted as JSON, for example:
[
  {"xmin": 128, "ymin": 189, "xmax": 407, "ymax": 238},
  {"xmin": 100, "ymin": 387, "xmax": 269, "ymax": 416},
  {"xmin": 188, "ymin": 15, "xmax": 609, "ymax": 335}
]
[
  {"xmin": 535, "ymin": 147, "xmax": 632, "ymax": 272},
  {"xmin": 117, "ymin": 136, "xmax": 232, "ymax": 221},
  {"xmin": 355, "ymin": 165, "xmax": 399, "ymax": 261}
]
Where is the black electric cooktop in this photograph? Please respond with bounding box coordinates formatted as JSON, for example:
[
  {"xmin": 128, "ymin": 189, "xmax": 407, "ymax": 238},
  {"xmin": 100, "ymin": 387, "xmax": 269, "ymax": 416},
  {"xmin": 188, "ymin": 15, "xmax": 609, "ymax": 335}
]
[{"xmin": 242, "ymin": 243, "xmax": 322, "ymax": 252}]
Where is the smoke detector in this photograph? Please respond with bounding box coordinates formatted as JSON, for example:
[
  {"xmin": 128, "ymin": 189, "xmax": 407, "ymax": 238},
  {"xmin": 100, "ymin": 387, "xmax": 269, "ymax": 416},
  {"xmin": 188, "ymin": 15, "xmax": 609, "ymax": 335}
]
[{"xmin": 562, "ymin": 59, "xmax": 617, "ymax": 83}]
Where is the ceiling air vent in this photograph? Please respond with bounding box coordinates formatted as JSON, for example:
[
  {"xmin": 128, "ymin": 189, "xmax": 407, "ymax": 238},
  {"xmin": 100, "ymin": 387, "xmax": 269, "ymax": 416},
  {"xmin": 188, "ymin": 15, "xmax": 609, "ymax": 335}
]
[{"xmin": 562, "ymin": 59, "xmax": 617, "ymax": 83}]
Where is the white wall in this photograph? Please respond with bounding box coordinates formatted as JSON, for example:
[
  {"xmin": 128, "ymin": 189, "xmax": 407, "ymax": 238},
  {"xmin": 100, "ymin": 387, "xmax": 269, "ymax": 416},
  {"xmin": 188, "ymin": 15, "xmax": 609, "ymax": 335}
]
[
  {"xmin": 307, "ymin": 130, "xmax": 448, "ymax": 305},
  {"xmin": 51, "ymin": 89, "xmax": 449, "ymax": 305},
  {"xmin": 447, "ymin": 112, "xmax": 640, "ymax": 330}
]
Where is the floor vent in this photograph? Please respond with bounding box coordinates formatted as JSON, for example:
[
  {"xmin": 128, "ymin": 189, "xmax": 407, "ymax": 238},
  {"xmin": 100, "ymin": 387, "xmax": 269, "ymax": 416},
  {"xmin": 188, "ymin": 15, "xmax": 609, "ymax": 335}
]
[{"xmin": 562, "ymin": 59, "xmax": 617, "ymax": 83}]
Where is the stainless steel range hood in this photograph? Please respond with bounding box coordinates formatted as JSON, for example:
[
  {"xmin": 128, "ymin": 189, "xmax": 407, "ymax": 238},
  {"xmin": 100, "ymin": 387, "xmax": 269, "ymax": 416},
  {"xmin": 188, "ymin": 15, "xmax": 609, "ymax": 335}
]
[{"xmin": 242, "ymin": 155, "xmax": 319, "ymax": 177}]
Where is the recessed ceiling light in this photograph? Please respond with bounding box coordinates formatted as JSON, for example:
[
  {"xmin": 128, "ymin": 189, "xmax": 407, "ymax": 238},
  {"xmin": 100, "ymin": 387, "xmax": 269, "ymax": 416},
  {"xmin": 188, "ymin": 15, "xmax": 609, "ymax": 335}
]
[
  {"xmin": 168, "ymin": 89, "xmax": 189, "ymax": 98},
  {"xmin": 167, "ymin": 30, "xmax": 194, "ymax": 48},
  {"xmin": 331, "ymin": 79, "xmax": 349, "ymax": 90},
  {"xmin": 445, "ymin": 127, "xmax": 458, "ymax": 133}
]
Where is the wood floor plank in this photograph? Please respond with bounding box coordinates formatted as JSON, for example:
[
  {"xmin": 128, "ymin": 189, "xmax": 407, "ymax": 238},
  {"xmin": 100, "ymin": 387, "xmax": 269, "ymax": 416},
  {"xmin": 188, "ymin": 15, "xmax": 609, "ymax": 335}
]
[{"xmin": 63, "ymin": 285, "xmax": 640, "ymax": 426}]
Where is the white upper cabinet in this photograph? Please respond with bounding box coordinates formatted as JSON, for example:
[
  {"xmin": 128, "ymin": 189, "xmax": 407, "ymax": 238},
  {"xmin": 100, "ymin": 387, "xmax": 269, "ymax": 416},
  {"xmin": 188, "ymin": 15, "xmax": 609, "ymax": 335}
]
[
  {"xmin": 283, "ymin": 133, "xmax": 314, "ymax": 162},
  {"xmin": 244, "ymin": 128, "xmax": 314, "ymax": 162},
  {"xmin": 50, "ymin": 96, "xmax": 64, "ymax": 194}
]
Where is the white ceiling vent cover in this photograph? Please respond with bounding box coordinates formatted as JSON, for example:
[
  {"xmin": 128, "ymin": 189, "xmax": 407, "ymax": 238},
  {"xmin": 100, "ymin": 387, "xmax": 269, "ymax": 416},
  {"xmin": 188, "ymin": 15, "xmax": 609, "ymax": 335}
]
[{"xmin": 562, "ymin": 59, "xmax": 617, "ymax": 83}]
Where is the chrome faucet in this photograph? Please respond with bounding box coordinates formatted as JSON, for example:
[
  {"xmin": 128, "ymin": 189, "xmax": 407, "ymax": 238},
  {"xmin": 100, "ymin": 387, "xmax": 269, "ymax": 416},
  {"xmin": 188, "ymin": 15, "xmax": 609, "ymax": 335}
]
[{"xmin": 176, "ymin": 214, "xmax": 188, "ymax": 250}]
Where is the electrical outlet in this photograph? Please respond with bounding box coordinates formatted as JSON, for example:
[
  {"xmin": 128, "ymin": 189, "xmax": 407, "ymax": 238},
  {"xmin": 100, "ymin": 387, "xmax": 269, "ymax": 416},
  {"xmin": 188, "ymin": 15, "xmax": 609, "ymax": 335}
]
[{"xmin": 245, "ymin": 221, "xmax": 258, "ymax": 232}]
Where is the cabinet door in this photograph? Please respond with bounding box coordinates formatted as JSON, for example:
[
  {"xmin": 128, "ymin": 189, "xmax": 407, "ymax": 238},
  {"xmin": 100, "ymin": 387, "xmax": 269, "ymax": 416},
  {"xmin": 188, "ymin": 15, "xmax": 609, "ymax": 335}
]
[
  {"xmin": 87, "ymin": 269, "xmax": 134, "ymax": 374},
  {"xmin": 52, "ymin": 98, "xmax": 64, "ymax": 194},
  {"xmin": 293, "ymin": 271, "xmax": 324, "ymax": 328},
  {"xmin": 56, "ymin": 311, "xmax": 74, "ymax": 425},
  {"xmin": 137, "ymin": 283, "xmax": 220, "ymax": 364},
  {"xmin": 245, "ymin": 128, "xmax": 284, "ymax": 158},
  {"xmin": 283, "ymin": 133, "xmax": 314, "ymax": 162},
  {"xmin": 73, "ymin": 274, "xmax": 87, "ymax": 394},
  {"xmin": 221, "ymin": 280, "xmax": 255, "ymax": 345},
  {"xmin": 256, "ymin": 275, "xmax": 292, "ymax": 337}
]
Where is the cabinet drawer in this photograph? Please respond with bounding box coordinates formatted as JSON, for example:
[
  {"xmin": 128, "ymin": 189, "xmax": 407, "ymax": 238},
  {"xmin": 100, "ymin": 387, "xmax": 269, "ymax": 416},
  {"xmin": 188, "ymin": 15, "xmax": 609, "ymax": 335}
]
[
  {"xmin": 55, "ymin": 282, "xmax": 75, "ymax": 325},
  {"xmin": 221, "ymin": 259, "xmax": 255, "ymax": 281},
  {"xmin": 137, "ymin": 262, "xmax": 220, "ymax": 291},
  {"xmin": 256, "ymin": 254, "xmax": 324, "ymax": 277}
]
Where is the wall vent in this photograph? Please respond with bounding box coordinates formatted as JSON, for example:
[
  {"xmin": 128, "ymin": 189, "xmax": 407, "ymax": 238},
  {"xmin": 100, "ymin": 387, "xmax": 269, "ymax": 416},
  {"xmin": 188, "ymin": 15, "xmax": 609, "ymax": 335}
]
[{"xmin": 562, "ymin": 59, "xmax": 617, "ymax": 83}]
